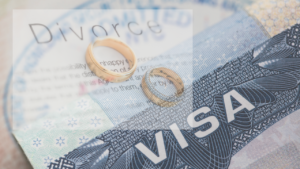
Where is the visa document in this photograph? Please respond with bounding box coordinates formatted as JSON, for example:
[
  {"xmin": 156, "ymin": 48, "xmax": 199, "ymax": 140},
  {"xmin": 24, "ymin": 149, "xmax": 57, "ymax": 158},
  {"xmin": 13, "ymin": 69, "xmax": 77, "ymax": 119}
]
[
  {"xmin": 11, "ymin": 8, "xmax": 270, "ymax": 169},
  {"xmin": 48, "ymin": 23, "xmax": 300, "ymax": 169}
]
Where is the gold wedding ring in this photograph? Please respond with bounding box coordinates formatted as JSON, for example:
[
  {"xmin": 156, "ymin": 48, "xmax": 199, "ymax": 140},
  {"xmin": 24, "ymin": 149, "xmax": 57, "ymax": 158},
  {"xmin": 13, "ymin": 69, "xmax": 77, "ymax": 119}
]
[
  {"xmin": 142, "ymin": 67, "xmax": 185, "ymax": 107},
  {"xmin": 86, "ymin": 37, "xmax": 137, "ymax": 83}
]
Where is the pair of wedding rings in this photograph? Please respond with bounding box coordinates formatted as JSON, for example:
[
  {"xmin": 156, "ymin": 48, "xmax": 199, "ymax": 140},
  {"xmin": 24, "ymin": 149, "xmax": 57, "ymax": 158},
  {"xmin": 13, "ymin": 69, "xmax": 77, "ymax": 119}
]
[{"xmin": 86, "ymin": 37, "xmax": 185, "ymax": 107}]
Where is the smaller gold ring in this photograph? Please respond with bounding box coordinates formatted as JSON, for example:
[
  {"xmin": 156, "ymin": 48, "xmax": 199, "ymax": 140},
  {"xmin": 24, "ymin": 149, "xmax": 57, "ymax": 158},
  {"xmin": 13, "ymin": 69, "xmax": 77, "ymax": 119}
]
[
  {"xmin": 86, "ymin": 37, "xmax": 137, "ymax": 83},
  {"xmin": 142, "ymin": 67, "xmax": 185, "ymax": 107}
]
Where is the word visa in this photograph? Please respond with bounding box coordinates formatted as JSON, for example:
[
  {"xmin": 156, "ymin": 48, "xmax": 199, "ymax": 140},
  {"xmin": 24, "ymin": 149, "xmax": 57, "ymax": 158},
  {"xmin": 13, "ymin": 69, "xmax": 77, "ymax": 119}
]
[{"xmin": 135, "ymin": 89, "xmax": 255, "ymax": 164}]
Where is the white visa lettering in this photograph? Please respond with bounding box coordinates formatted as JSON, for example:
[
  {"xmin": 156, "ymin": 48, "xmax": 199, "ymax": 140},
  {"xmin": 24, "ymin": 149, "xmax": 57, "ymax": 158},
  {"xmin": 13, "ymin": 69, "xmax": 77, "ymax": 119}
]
[
  {"xmin": 223, "ymin": 89, "xmax": 255, "ymax": 123},
  {"xmin": 134, "ymin": 90, "xmax": 255, "ymax": 164},
  {"xmin": 169, "ymin": 123, "xmax": 188, "ymax": 149},
  {"xmin": 187, "ymin": 106, "xmax": 220, "ymax": 138},
  {"xmin": 135, "ymin": 131, "xmax": 167, "ymax": 164}
]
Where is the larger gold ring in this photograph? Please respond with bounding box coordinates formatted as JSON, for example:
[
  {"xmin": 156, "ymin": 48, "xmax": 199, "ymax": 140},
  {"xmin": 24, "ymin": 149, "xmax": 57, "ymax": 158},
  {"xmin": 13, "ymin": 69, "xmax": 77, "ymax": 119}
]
[
  {"xmin": 142, "ymin": 67, "xmax": 185, "ymax": 107},
  {"xmin": 86, "ymin": 37, "xmax": 137, "ymax": 83}
]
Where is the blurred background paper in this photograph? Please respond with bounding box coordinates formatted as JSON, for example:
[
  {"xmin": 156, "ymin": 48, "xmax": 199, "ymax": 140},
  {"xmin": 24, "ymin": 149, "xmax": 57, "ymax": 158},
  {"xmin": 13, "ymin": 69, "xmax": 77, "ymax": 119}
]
[{"xmin": 246, "ymin": 0, "xmax": 300, "ymax": 36}]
